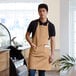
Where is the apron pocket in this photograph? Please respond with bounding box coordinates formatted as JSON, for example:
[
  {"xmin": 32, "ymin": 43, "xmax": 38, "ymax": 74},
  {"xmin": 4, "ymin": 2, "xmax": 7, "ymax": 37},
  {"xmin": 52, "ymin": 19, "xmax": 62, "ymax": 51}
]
[{"xmin": 44, "ymin": 46, "xmax": 50, "ymax": 56}]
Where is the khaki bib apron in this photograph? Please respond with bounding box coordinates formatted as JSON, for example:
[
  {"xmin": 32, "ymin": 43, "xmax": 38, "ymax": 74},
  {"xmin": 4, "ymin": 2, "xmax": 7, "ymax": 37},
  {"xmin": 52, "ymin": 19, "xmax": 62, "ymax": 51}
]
[{"xmin": 28, "ymin": 22, "xmax": 51, "ymax": 70}]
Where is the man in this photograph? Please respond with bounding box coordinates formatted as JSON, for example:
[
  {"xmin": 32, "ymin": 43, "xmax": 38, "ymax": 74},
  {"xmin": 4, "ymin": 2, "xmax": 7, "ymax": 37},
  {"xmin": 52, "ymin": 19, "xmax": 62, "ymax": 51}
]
[{"xmin": 26, "ymin": 3, "xmax": 56, "ymax": 76}]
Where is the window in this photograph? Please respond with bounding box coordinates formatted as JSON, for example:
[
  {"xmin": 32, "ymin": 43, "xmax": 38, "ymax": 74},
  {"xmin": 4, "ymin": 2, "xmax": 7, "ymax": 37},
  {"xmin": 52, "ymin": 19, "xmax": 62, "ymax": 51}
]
[
  {"xmin": 69, "ymin": 8, "xmax": 76, "ymax": 58},
  {"xmin": 0, "ymin": 3, "xmax": 40, "ymax": 49},
  {"xmin": 72, "ymin": 10, "xmax": 76, "ymax": 58}
]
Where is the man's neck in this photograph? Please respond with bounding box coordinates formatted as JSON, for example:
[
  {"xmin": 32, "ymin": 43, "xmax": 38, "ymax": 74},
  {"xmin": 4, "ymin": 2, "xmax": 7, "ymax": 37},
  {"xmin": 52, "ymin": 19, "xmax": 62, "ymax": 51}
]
[{"xmin": 40, "ymin": 18, "xmax": 47, "ymax": 23}]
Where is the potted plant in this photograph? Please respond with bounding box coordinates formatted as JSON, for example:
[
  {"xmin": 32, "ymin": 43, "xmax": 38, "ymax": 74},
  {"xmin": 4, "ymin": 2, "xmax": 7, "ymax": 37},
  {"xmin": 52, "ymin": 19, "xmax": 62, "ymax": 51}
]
[{"xmin": 53, "ymin": 55, "xmax": 76, "ymax": 76}]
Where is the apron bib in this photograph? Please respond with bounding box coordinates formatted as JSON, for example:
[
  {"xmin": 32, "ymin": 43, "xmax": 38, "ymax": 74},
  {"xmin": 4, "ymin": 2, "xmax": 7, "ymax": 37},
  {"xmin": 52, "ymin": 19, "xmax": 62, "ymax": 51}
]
[{"xmin": 28, "ymin": 22, "xmax": 51, "ymax": 71}]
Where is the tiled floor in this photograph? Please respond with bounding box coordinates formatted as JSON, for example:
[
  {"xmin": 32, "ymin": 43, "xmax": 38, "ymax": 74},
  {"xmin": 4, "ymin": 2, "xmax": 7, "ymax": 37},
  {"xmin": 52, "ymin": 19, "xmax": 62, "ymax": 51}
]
[{"xmin": 35, "ymin": 71, "xmax": 60, "ymax": 76}]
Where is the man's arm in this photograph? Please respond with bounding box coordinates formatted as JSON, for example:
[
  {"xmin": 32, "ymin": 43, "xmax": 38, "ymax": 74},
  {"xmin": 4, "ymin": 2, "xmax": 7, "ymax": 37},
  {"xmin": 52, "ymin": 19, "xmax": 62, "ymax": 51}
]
[
  {"xmin": 49, "ymin": 36, "xmax": 55, "ymax": 63},
  {"xmin": 26, "ymin": 32, "xmax": 36, "ymax": 48}
]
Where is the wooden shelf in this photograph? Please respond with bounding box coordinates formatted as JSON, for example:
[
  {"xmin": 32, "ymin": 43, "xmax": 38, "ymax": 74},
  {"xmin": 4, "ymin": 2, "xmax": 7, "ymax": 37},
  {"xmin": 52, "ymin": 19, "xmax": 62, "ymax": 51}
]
[{"xmin": 0, "ymin": 50, "xmax": 9, "ymax": 76}]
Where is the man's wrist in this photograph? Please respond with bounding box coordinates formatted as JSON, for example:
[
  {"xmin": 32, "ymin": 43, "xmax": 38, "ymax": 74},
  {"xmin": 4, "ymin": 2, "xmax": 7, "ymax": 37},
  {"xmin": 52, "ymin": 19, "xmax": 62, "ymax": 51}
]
[{"xmin": 29, "ymin": 42, "xmax": 33, "ymax": 46}]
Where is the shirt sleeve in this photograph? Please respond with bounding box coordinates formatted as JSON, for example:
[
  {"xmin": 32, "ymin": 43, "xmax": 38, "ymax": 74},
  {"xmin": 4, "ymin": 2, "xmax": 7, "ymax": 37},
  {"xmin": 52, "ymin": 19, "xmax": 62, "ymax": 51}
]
[
  {"xmin": 27, "ymin": 21, "xmax": 33, "ymax": 33},
  {"xmin": 49, "ymin": 23, "xmax": 56, "ymax": 37}
]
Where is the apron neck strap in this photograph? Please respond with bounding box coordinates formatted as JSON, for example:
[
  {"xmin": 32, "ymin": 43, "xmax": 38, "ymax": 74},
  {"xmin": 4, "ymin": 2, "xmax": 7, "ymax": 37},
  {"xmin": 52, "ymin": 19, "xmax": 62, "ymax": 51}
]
[{"xmin": 38, "ymin": 21, "xmax": 49, "ymax": 26}]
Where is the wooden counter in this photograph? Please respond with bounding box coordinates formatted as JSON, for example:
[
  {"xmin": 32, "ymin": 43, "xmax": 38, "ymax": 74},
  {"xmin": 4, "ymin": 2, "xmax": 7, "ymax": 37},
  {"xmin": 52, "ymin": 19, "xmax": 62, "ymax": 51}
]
[{"xmin": 0, "ymin": 49, "xmax": 10, "ymax": 76}]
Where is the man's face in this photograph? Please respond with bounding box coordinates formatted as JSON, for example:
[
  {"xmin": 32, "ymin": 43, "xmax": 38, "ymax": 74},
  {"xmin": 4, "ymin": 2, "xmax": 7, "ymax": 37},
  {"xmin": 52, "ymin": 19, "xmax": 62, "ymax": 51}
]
[{"xmin": 38, "ymin": 8, "xmax": 48, "ymax": 19}]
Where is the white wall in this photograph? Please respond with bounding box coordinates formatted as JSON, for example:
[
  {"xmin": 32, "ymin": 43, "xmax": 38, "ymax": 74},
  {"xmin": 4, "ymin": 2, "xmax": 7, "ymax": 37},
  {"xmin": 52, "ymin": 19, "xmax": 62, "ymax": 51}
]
[
  {"xmin": 60, "ymin": 0, "xmax": 69, "ymax": 55},
  {"xmin": 43, "ymin": 0, "xmax": 60, "ymax": 49}
]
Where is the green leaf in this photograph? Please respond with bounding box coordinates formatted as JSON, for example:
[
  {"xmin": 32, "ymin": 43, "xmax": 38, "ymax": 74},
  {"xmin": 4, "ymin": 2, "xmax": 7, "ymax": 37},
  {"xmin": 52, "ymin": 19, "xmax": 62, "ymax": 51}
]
[
  {"xmin": 67, "ymin": 54, "xmax": 75, "ymax": 62},
  {"xmin": 62, "ymin": 55, "xmax": 70, "ymax": 61}
]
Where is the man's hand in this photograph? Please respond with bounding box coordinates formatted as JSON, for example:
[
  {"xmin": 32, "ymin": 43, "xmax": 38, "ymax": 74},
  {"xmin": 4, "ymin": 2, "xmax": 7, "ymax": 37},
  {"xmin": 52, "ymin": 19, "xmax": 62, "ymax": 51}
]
[
  {"xmin": 31, "ymin": 43, "xmax": 36, "ymax": 48},
  {"xmin": 49, "ymin": 54, "xmax": 54, "ymax": 63}
]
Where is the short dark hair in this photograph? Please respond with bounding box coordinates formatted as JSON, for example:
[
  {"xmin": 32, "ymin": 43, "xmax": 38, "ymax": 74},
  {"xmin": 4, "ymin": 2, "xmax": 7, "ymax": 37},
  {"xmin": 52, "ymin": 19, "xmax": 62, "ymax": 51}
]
[{"xmin": 38, "ymin": 3, "xmax": 48, "ymax": 12}]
